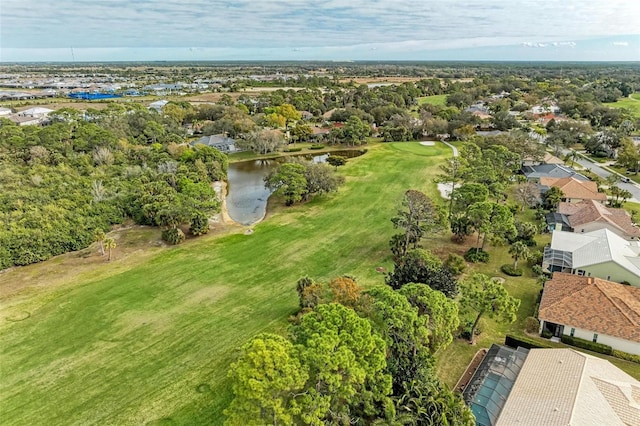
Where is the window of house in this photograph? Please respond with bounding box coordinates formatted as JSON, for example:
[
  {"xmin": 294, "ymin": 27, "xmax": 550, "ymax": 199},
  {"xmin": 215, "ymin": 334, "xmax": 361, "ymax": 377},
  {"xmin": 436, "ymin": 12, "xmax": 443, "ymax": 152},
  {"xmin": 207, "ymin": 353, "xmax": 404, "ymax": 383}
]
[
  {"xmin": 593, "ymin": 333, "xmax": 598, "ymax": 343},
  {"xmin": 607, "ymin": 276, "xmax": 611, "ymax": 280},
  {"xmin": 570, "ymin": 328, "xmax": 575, "ymax": 337}
]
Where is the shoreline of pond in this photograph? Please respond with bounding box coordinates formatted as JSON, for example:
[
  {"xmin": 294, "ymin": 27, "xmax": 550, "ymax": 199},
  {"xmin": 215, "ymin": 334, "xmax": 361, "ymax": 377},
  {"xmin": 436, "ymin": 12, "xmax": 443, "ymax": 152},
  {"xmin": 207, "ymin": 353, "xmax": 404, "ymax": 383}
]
[{"xmin": 225, "ymin": 147, "xmax": 367, "ymax": 225}]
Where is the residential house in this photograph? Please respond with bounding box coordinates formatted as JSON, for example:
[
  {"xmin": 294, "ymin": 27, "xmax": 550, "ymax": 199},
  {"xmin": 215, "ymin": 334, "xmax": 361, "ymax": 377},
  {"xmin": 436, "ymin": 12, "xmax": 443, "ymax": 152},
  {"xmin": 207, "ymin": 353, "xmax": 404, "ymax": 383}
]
[
  {"xmin": 536, "ymin": 113, "xmax": 568, "ymax": 126},
  {"xmin": 192, "ymin": 134, "xmax": 238, "ymax": 153},
  {"xmin": 539, "ymin": 176, "xmax": 607, "ymax": 203},
  {"xmin": 299, "ymin": 110, "xmax": 314, "ymax": 120},
  {"xmin": 531, "ymin": 104, "xmax": 561, "ymax": 115},
  {"xmin": 521, "ymin": 164, "xmax": 588, "ymax": 182},
  {"xmin": 521, "ymin": 152, "xmax": 564, "ymax": 167},
  {"xmin": 497, "ymin": 348, "xmax": 639, "ymax": 425},
  {"xmin": 538, "ymin": 272, "xmax": 640, "ymax": 355},
  {"xmin": 465, "ymin": 103, "xmax": 492, "ymax": 120},
  {"xmin": 545, "ymin": 212, "xmax": 572, "ymax": 232},
  {"xmin": 543, "ymin": 228, "xmax": 640, "ymax": 286},
  {"xmin": 463, "ymin": 344, "xmax": 640, "ymax": 426},
  {"xmin": 546, "ymin": 200, "xmax": 640, "ymax": 239}
]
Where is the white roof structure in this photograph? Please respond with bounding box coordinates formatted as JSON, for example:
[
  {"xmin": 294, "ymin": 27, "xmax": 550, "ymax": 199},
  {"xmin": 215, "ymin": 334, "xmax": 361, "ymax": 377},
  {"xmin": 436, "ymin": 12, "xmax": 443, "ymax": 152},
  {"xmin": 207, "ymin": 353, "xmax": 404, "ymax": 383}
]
[
  {"xmin": 148, "ymin": 100, "xmax": 169, "ymax": 111},
  {"xmin": 496, "ymin": 349, "xmax": 640, "ymax": 425},
  {"xmin": 18, "ymin": 107, "xmax": 54, "ymax": 117},
  {"xmin": 550, "ymin": 229, "xmax": 640, "ymax": 273},
  {"xmin": 0, "ymin": 107, "xmax": 12, "ymax": 116}
]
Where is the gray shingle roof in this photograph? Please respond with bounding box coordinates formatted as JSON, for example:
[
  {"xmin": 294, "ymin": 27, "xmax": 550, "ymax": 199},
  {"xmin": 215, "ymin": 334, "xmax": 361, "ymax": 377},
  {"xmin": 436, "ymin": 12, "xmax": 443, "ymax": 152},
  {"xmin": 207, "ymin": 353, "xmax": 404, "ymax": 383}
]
[{"xmin": 522, "ymin": 164, "xmax": 589, "ymax": 181}]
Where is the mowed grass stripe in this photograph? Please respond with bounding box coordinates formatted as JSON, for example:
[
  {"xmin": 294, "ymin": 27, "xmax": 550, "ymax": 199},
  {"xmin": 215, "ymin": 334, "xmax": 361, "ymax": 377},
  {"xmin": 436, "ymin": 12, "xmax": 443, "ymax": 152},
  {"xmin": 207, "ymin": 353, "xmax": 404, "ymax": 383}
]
[{"xmin": 0, "ymin": 142, "xmax": 450, "ymax": 425}]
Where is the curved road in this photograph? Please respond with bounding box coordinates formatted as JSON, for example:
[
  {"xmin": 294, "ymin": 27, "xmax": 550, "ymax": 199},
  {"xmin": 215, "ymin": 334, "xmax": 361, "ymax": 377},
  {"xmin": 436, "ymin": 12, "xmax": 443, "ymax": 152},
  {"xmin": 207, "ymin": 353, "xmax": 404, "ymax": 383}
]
[{"xmin": 562, "ymin": 149, "xmax": 640, "ymax": 203}]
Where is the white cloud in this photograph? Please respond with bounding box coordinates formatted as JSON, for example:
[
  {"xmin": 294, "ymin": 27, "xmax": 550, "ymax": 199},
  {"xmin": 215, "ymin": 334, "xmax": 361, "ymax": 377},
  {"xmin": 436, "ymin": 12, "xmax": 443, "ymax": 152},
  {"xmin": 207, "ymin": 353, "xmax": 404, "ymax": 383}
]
[
  {"xmin": 612, "ymin": 41, "xmax": 629, "ymax": 46},
  {"xmin": 1, "ymin": 0, "xmax": 639, "ymax": 51},
  {"xmin": 1, "ymin": 0, "xmax": 639, "ymax": 61}
]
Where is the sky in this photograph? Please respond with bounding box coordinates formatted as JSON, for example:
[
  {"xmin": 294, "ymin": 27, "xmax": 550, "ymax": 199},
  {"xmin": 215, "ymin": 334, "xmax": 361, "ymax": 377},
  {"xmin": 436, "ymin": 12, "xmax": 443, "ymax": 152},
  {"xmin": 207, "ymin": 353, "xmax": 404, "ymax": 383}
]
[{"xmin": 1, "ymin": 0, "xmax": 639, "ymax": 62}]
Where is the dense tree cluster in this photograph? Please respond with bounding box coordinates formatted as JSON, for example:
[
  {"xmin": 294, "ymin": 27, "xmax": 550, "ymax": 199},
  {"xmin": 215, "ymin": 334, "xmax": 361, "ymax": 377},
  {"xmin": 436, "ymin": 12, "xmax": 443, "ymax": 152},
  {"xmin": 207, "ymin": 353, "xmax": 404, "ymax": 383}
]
[
  {"xmin": 0, "ymin": 106, "xmax": 227, "ymax": 268},
  {"xmin": 226, "ymin": 276, "xmax": 472, "ymax": 425},
  {"xmin": 264, "ymin": 161, "xmax": 345, "ymax": 206}
]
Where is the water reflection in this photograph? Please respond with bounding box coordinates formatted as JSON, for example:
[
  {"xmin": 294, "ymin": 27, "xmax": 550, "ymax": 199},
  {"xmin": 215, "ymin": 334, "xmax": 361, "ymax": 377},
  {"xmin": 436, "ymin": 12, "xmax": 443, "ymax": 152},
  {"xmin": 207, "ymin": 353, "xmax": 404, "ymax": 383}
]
[
  {"xmin": 226, "ymin": 159, "xmax": 276, "ymax": 225},
  {"xmin": 226, "ymin": 150, "xmax": 365, "ymax": 225}
]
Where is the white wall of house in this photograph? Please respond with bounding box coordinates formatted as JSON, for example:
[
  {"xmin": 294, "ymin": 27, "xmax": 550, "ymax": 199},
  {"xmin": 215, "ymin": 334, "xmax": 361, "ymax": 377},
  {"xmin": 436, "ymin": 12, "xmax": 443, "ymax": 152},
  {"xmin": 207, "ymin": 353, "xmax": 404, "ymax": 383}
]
[
  {"xmin": 573, "ymin": 222, "xmax": 627, "ymax": 238},
  {"xmin": 578, "ymin": 262, "xmax": 640, "ymax": 287},
  {"xmin": 562, "ymin": 325, "xmax": 640, "ymax": 355}
]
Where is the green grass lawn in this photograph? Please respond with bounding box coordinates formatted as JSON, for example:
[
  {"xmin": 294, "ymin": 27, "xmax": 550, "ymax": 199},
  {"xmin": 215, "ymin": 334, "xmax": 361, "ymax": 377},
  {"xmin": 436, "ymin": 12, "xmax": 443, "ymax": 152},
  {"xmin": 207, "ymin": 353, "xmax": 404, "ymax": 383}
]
[
  {"xmin": 0, "ymin": 142, "xmax": 453, "ymax": 425},
  {"xmin": 417, "ymin": 94, "xmax": 447, "ymax": 106},
  {"xmin": 607, "ymin": 164, "xmax": 640, "ymax": 184},
  {"xmin": 605, "ymin": 93, "xmax": 640, "ymax": 118},
  {"xmin": 434, "ymin": 235, "xmax": 546, "ymax": 388}
]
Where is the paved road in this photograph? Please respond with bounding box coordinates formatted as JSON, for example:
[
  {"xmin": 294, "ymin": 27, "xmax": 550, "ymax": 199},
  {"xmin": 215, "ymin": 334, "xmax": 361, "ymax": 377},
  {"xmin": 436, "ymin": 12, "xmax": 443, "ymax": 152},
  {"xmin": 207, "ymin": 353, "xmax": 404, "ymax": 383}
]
[{"xmin": 561, "ymin": 149, "xmax": 640, "ymax": 203}]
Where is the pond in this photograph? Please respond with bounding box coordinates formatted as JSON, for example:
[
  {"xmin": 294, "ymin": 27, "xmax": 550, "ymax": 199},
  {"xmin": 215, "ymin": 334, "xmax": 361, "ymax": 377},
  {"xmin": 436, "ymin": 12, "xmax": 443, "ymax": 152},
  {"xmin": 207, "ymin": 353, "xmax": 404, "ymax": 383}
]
[{"xmin": 226, "ymin": 149, "xmax": 365, "ymax": 225}]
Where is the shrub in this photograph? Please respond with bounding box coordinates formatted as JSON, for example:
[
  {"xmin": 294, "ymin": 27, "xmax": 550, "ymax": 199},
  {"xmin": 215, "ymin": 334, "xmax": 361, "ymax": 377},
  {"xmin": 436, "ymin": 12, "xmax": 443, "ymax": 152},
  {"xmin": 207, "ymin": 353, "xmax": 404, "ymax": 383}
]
[
  {"xmin": 524, "ymin": 317, "xmax": 540, "ymax": 333},
  {"xmin": 309, "ymin": 144, "xmax": 325, "ymax": 150},
  {"xmin": 541, "ymin": 330, "xmax": 553, "ymax": 339},
  {"xmin": 612, "ymin": 350, "xmax": 640, "ymax": 364},
  {"xmin": 561, "ymin": 335, "xmax": 613, "ymax": 355},
  {"xmin": 444, "ymin": 253, "xmax": 466, "ymax": 275},
  {"xmin": 189, "ymin": 212, "xmax": 210, "ymax": 236},
  {"xmin": 162, "ymin": 228, "xmax": 185, "ymax": 245},
  {"xmin": 505, "ymin": 334, "xmax": 551, "ymax": 350},
  {"xmin": 464, "ymin": 248, "xmax": 489, "ymax": 263},
  {"xmin": 531, "ymin": 265, "xmax": 544, "ymax": 277},
  {"xmin": 458, "ymin": 319, "xmax": 482, "ymax": 341},
  {"xmin": 501, "ymin": 264, "xmax": 523, "ymax": 276},
  {"xmin": 527, "ymin": 250, "xmax": 544, "ymax": 267}
]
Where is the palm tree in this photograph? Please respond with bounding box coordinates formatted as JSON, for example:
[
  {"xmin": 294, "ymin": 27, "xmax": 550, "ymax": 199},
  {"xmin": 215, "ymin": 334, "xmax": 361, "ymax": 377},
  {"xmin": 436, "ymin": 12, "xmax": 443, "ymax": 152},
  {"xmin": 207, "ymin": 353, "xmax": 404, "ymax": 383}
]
[
  {"xmin": 94, "ymin": 229, "xmax": 106, "ymax": 256},
  {"xmin": 543, "ymin": 187, "xmax": 564, "ymax": 210},
  {"xmin": 565, "ymin": 149, "xmax": 580, "ymax": 167},
  {"xmin": 104, "ymin": 237, "xmax": 116, "ymax": 261},
  {"xmin": 509, "ymin": 241, "xmax": 531, "ymax": 270}
]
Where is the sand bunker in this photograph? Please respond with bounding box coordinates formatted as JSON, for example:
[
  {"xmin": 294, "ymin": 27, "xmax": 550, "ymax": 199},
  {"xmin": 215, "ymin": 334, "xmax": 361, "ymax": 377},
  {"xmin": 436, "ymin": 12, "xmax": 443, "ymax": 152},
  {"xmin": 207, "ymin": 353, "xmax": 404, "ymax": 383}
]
[{"xmin": 437, "ymin": 182, "xmax": 460, "ymax": 199}]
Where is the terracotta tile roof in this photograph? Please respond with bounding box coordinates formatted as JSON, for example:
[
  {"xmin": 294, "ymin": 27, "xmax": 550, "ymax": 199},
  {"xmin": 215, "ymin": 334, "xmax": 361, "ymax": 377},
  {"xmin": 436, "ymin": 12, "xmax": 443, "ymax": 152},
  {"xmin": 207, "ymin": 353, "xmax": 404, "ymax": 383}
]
[
  {"xmin": 558, "ymin": 200, "xmax": 640, "ymax": 238},
  {"xmin": 540, "ymin": 176, "xmax": 607, "ymax": 201},
  {"xmin": 539, "ymin": 272, "xmax": 640, "ymax": 343},
  {"xmin": 543, "ymin": 152, "xmax": 565, "ymax": 164}
]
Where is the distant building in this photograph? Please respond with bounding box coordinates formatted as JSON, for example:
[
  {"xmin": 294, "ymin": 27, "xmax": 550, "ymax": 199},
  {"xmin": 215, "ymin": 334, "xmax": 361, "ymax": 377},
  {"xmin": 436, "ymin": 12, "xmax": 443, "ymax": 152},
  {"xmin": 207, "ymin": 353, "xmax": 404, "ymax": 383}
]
[
  {"xmin": 192, "ymin": 134, "xmax": 238, "ymax": 153},
  {"xmin": 18, "ymin": 107, "xmax": 54, "ymax": 118},
  {"xmin": 9, "ymin": 115, "xmax": 42, "ymax": 126},
  {"xmin": 148, "ymin": 100, "xmax": 169, "ymax": 112}
]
